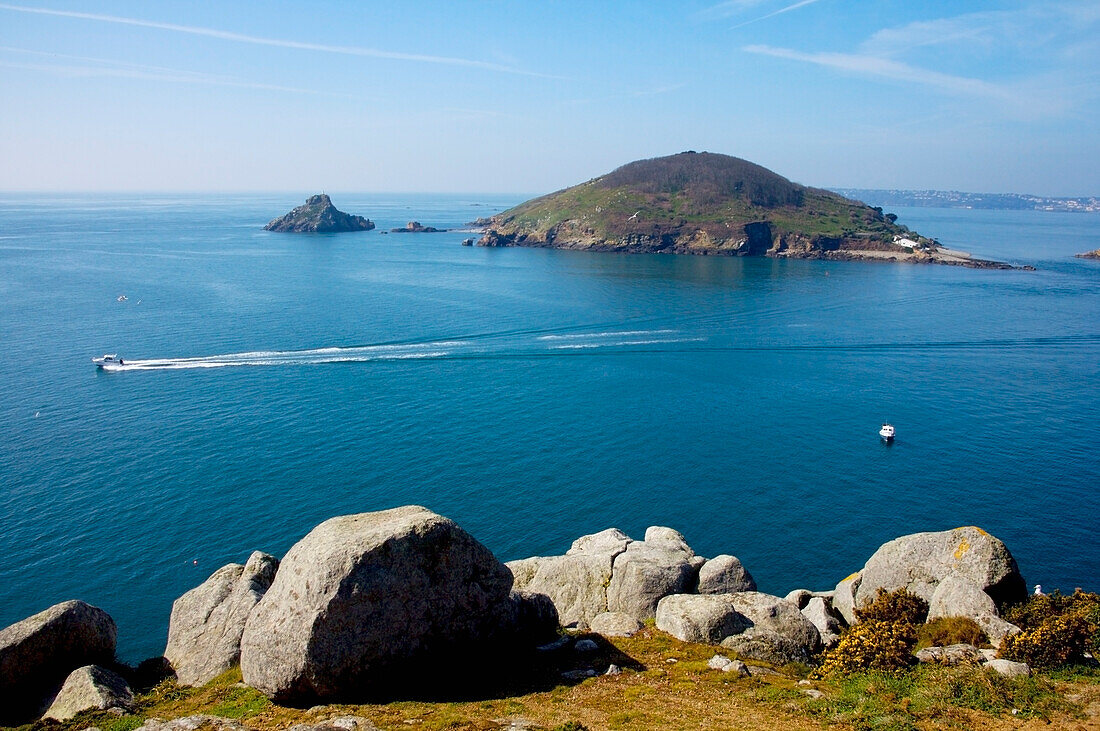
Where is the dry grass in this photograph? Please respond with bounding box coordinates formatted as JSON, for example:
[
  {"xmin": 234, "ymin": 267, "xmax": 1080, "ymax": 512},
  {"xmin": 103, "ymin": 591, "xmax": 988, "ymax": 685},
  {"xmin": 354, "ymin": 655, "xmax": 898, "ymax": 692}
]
[{"xmin": 14, "ymin": 627, "xmax": 1099, "ymax": 731}]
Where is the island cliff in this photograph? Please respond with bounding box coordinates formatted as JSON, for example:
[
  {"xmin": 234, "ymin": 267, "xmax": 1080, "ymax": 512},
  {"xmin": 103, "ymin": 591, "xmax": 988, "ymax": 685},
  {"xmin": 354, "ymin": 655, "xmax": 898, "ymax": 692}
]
[
  {"xmin": 264, "ymin": 194, "xmax": 374, "ymax": 233},
  {"xmin": 479, "ymin": 152, "xmax": 1021, "ymax": 269}
]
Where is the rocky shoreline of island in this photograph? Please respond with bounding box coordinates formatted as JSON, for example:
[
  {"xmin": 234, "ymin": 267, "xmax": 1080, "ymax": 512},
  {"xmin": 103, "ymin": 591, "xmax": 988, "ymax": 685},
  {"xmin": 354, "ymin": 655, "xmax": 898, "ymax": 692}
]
[
  {"xmin": 476, "ymin": 225, "xmax": 1029, "ymax": 270},
  {"xmin": 2, "ymin": 506, "xmax": 1095, "ymax": 727}
]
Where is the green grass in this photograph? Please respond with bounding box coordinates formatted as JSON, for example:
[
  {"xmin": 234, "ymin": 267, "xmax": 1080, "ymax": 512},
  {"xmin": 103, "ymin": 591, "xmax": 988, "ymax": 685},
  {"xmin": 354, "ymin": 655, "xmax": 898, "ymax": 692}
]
[{"xmin": 7, "ymin": 631, "xmax": 1096, "ymax": 731}]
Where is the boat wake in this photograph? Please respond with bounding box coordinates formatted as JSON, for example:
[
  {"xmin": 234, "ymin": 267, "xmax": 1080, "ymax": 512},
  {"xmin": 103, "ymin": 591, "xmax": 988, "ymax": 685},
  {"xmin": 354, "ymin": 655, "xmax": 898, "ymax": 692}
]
[
  {"xmin": 95, "ymin": 330, "xmax": 1100, "ymax": 373},
  {"xmin": 107, "ymin": 342, "xmax": 465, "ymax": 370}
]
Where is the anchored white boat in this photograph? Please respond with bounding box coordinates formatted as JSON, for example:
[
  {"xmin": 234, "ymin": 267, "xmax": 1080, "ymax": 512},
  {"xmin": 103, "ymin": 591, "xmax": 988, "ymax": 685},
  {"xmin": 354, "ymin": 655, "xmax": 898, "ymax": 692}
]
[
  {"xmin": 92, "ymin": 354, "xmax": 125, "ymax": 370},
  {"xmin": 879, "ymin": 423, "xmax": 895, "ymax": 442}
]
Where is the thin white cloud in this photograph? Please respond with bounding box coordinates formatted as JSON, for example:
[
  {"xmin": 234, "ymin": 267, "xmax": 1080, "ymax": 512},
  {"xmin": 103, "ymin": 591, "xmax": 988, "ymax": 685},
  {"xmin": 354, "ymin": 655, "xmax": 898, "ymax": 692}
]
[
  {"xmin": 0, "ymin": 3, "xmax": 552, "ymax": 78},
  {"xmin": 743, "ymin": 44, "xmax": 1017, "ymax": 102},
  {"xmin": 858, "ymin": 14, "xmax": 1001, "ymax": 57},
  {"xmin": 730, "ymin": 0, "xmax": 823, "ymax": 29},
  {"xmin": 0, "ymin": 47, "xmax": 345, "ymax": 96},
  {"xmin": 696, "ymin": 0, "xmax": 769, "ymax": 20}
]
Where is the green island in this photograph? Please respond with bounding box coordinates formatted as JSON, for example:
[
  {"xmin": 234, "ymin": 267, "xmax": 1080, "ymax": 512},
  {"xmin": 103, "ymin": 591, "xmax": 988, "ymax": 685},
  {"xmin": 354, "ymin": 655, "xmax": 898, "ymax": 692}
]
[{"xmin": 479, "ymin": 152, "xmax": 1024, "ymax": 269}]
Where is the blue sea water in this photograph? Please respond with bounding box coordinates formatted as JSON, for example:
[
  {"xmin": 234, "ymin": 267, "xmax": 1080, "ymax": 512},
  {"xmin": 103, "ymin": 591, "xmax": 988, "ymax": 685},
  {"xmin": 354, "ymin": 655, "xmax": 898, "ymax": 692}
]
[{"xmin": 1, "ymin": 193, "xmax": 1098, "ymax": 663}]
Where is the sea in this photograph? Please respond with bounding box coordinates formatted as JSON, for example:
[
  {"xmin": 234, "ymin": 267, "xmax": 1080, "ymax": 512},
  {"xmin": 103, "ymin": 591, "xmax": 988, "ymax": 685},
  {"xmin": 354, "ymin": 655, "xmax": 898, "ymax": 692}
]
[{"xmin": 1, "ymin": 193, "xmax": 1098, "ymax": 663}]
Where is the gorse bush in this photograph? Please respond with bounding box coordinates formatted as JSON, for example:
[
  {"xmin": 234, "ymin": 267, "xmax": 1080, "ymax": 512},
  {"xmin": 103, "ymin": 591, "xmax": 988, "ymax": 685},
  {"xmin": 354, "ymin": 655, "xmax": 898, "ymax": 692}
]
[
  {"xmin": 812, "ymin": 620, "xmax": 918, "ymax": 678},
  {"xmin": 812, "ymin": 589, "xmax": 929, "ymax": 678},
  {"xmin": 1000, "ymin": 590, "xmax": 1100, "ymax": 667},
  {"xmin": 855, "ymin": 588, "xmax": 929, "ymax": 625},
  {"xmin": 917, "ymin": 616, "xmax": 988, "ymax": 650}
]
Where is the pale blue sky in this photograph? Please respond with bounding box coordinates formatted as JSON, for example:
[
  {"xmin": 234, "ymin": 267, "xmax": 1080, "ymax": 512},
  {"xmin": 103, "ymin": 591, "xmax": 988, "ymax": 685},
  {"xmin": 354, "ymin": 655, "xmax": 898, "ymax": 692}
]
[{"xmin": 2, "ymin": 1, "xmax": 1098, "ymax": 194}]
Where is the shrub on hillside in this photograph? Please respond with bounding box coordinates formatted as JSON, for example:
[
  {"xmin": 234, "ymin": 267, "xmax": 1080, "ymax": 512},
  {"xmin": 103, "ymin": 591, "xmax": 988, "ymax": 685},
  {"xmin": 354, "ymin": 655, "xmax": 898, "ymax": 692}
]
[
  {"xmin": 855, "ymin": 588, "xmax": 929, "ymax": 626},
  {"xmin": 999, "ymin": 590, "xmax": 1100, "ymax": 667},
  {"xmin": 811, "ymin": 620, "xmax": 918, "ymax": 678},
  {"xmin": 812, "ymin": 589, "xmax": 929, "ymax": 678},
  {"xmin": 917, "ymin": 616, "xmax": 988, "ymax": 650}
]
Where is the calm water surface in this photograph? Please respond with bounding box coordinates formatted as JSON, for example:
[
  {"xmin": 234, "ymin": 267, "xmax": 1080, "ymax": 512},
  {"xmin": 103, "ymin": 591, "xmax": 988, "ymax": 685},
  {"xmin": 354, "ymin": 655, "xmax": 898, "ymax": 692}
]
[{"xmin": 1, "ymin": 194, "xmax": 1097, "ymax": 661}]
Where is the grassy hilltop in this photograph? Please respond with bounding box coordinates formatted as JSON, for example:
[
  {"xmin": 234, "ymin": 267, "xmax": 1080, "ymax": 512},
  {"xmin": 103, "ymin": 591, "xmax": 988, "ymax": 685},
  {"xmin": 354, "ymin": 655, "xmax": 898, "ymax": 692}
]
[{"xmin": 481, "ymin": 151, "xmax": 927, "ymax": 258}]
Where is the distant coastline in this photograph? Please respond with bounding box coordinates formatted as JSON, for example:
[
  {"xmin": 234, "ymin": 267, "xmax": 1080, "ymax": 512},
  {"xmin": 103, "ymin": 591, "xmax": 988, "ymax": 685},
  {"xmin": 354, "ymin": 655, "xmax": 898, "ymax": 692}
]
[{"xmin": 834, "ymin": 189, "xmax": 1100, "ymax": 213}]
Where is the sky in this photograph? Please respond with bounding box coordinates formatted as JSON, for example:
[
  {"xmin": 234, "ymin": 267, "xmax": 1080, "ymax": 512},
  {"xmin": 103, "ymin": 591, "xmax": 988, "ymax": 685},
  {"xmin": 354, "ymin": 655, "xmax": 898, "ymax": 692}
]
[{"xmin": 2, "ymin": 1, "xmax": 1098, "ymax": 195}]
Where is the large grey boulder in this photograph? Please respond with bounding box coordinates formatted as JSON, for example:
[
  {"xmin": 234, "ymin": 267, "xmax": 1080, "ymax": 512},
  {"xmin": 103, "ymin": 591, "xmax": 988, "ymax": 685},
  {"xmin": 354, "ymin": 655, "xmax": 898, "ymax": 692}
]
[
  {"xmin": 854, "ymin": 527, "xmax": 1026, "ymax": 610},
  {"xmin": 239, "ymin": 506, "xmax": 551, "ymax": 703},
  {"xmin": 507, "ymin": 528, "xmax": 630, "ymax": 627},
  {"xmin": 590, "ymin": 612, "xmax": 644, "ymax": 638},
  {"xmin": 569, "ymin": 528, "xmax": 633, "ymax": 557},
  {"xmin": 507, "ymin": 556, "xmax": 613, "ymax": 627},
  {"xmin": 914, "ymin": 644, "xmax": 983, "ymax": 666},
  {"xmin": 510, "ymin": 526, "xmax": 702, "ymax": 625},
  {"xmin": 974, "ymin": 613, "xmax": 1022, "ymax": 649},
  {"xmin": 133, "ymin": 716, "xmax": 248, "ymax": 731},
  {"xmin": 985, "ymin": 658, "xmax": 1031, "ymax": 677},
  {"xmin": 833, "ymin": 572, "xmax": 862, "ymax": 626},
  {"xmin": 0, "ymin": 600, "xmax": 117, "ymax": 723},
  {"xmin": 606, "ymin": 540, "xmax": 696, "ymax": 620},
  {"xmin": 697, "ymin": 555, "xmax": 756, "ymax": 594},
  {"xmin": 165, "ymin": 551, "xmax": 279, "ymax": 686},
  {"xmin": 720, "ymin": 627, "xmax": 816, "ymax": 665},
  {"xmin": 496, "ymin": 590, "xmax": 560, "ymax": 646},
  {"xmin": 656, "ymin": 591, "xmax": 822, "ymax": 662},
  {"xmin": 722, "ymin": 592, "xmax": 822, "ymax": 655},
  {"xmin": 655, "ymin": 594, "xmax": 751, "ymax": 644},
  {"xmin": 927, "ymin": 573, "xmax": 998, "ymax": 622},
  {"xmin": 801, "ymin": 597, "xmax": 842, "ymax": 648},
  {"xmin": 43, "ymin": 664, "xmax": 133, "ymax": 720}
]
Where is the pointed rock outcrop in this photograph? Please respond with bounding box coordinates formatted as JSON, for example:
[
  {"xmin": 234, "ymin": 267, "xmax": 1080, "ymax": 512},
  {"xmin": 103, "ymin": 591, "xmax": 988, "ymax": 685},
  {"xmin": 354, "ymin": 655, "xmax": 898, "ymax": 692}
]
[
  {"xmin": 264, "ymin": 194, "xmax": 375, "ymax": 233},
  {"xmin": 165, "ymin": 551, "xmax": 279, "ymax": 685}
]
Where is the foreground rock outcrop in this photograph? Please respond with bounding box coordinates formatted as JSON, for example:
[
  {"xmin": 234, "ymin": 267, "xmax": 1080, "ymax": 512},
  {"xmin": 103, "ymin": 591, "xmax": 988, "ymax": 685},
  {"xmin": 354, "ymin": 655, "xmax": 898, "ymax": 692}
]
[
  {"xmin": 239, "ymin": 506, "xmax": 557, "ymax": 704},
  {"xmin": 43, "ymin": 664, "xmax": 134, "ymax": 720},
  {"xmin": 165, "ymin": 550, "xmax": 279, "ymax": 685},
  {"xmin": 832, "ymin": 526, "xmax": 1025, "ymax": 647},
  {"xmin": 3, "ymin": 510, "xmax": 1058, "ymax": 722},
  {"xmin": 264, "ymin": 194, "xmax": 375, "ymax": 233},
  {"xmin": 0, "ymin": 599, "xmax": 117, "ymax": 723},
  {"xmin": 656, "ymin": 592, "xmax": 823, "ymax": 664},
  {"xmin": 508, "ymin": 526, "xmax": 732, "ymax": 626}
]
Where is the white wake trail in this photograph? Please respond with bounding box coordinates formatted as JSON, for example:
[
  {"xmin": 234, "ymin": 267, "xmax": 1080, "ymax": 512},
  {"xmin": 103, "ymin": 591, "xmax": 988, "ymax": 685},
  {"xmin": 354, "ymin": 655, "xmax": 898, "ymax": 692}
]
[{"xmin": 114, "ymin": 341, "xmax": 465, "ymax": 370}]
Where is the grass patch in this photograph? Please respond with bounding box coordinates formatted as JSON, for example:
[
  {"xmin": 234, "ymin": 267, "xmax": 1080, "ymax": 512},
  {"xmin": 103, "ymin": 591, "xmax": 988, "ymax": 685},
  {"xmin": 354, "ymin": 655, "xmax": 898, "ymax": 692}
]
[{"xmin": 7, "ymin": 628, "xmax": 1096, "ymax": 731}]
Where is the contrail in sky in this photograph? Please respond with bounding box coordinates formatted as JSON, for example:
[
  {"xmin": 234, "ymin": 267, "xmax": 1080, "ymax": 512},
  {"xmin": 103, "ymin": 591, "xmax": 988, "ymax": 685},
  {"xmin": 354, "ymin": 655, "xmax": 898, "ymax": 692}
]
[
  {"xmin": 0, "ymin": 3, "xmax": 550, "ymax": 77},
  {"xmin": 731, "ymin": 0, "xmax": 822, "ymax": 29}
]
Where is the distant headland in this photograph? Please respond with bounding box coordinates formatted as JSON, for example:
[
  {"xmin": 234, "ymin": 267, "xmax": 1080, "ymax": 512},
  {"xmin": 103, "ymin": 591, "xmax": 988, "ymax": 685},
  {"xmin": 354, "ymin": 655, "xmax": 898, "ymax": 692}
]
[
  {"xmin": 834, "ymin": 189, "xmax": 1100, "ymax": 213},
  {"xmin": 264, "ymin": 194, "xmax": 375, "ymax": 233},
  {"xmin": 477, "ymin": 152, "xmax": 1026, "ymax": 269}
]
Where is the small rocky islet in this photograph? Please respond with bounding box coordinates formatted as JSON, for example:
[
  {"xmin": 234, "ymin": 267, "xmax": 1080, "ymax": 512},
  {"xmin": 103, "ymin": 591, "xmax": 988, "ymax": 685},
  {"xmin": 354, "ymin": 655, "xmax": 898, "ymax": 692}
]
[
  {"xmin": 2, "ymin": 505, "xmax": 1093, "ymax": 727},
  {"xmin": 477, "ymin": 152, "xmax": 1029, "ymax": 269},
  {"xmin": 390, "ymin": 221, "xmax": 445, "ymax": 233},
  {"xmin": 263, "ymin": 194, "xmax": 374, "ymax": 233}
]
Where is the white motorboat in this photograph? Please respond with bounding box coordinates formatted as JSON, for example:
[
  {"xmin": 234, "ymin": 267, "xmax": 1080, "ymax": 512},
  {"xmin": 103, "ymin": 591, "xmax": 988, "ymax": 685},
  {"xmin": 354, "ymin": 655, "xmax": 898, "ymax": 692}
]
[
  {"xmin": 117, "ymin": 295, "xmax": 128, "ymax": 302},
  {"xmin": 92, "ymin": 354, "xmax": 125, "ymax": 370},
  {"xmin": 879, "ymin": 423, "xmax": 895, "ymax": 442}
]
